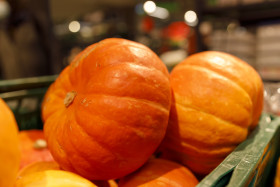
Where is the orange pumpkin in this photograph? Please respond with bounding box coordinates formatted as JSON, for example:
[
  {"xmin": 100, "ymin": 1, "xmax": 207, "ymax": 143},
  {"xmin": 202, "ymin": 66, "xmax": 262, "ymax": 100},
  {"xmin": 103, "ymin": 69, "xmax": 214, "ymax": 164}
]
[
  {"xmin": 0, "ymin": 98, "xmax": 20, "ymax": 187},
  {"xmin": 19, "ymin": 130, "xmax": 54, "ymax": 169},
  {"xmin": 275, "ymin": 157, "xmax": 280, "ymax": 187},
  {"xmin": 15, "ymin": 170, "xmax": 97, "ymax": 187},
  {"xmin": 160, "ymin": 51, "xmax": 264, "ymax": 176},
  {"xmin": 41, "ymin": 38, "xmax": 171, "ymax": 180},
  {"xmin": 118, "ymin": 158, "xmax": 198, "ymax": 187}
]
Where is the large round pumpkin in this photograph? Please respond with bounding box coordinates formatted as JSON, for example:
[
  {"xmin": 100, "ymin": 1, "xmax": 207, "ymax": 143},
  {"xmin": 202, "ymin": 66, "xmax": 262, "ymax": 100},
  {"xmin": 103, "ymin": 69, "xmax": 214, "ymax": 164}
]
[
  {"xmin": 118, "ymin": 158, "xmax": 198, "ymax": 187},
  {"xmin": 160, "ymin": 51, "xmax": 264, "ymax": 176},
  {"xmin": 41, "ymin": 38, "xmax": 171, "ymax": 180},
  {"xmin": 0, "ymin": 98, "xmax": 20, "ymax": 187},
  {"xmin": 19, "ymin": 130, "xmax": 54, "ymax": 169}
]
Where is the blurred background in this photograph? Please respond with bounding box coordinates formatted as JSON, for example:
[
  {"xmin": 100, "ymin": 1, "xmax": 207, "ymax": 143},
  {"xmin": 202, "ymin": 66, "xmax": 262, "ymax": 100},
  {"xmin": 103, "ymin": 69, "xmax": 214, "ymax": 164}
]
[{"xmin": 1, "ymin": 0, "xmax": 280, "ymax": 82}]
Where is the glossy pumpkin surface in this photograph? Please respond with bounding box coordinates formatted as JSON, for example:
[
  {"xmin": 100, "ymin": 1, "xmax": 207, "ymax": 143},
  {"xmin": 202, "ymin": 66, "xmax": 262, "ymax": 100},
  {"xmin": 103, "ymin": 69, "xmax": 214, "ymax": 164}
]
[
  {"xmin": 0, "ymin": 98, "xmax": 20, "ymax": 187},
  {"xmin": 19, "ymin": 130, "xmax": 54, "ymax": 169},
  {"xmin": 160, "ymin": 51, "xmax": 264, "ymax": 176},
  {"xmin": 15, "ymin": 170, "xmax": 97, "ymax": 187},
  {"xmin": 41, "ymin": 38, "xmax": 171, "ymax": 180},
  {"xmin": 118, "ymin": 158, "xmax": 198, "ymax": 187}
]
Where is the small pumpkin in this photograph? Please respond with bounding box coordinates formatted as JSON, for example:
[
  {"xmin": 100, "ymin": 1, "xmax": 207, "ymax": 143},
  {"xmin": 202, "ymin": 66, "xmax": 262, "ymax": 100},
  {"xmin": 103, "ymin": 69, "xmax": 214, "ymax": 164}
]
[
  {"xmin": 275, "ymin": 157, "xmax": 280, "ymax": 187},
  {"xmin": 118, "ymin": 158, "xmax": 198, "ymax": 187},
  {"xmin": 19, "ymin": 130, "xmax": 54, "ymax": 169},
  {"xmin": 17, "ymin": 161, "xmax": 118, "ymax": 187},
  {"xmin": 41, "ymin": 38, "xmax": 171, "ymax": 180},
  {"xmin": 0, "ymin": 98, "xmax": 20, "ymax": 187},
  {"xmin": 17, "ymin": 161, "xmax": 60, "ymax": 179},
  {"xmin": 159, "ymin": 51, "xmax": 264, "ymax": 176},
  {"xmin": 15, "ymin": 170, "xmax": 97, "ymax": 187}
]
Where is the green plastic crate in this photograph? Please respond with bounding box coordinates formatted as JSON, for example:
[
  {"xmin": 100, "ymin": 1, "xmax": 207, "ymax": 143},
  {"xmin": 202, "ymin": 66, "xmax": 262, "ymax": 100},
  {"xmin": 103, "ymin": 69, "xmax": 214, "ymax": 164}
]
[
  {"xmin": 0, "ymin": 75, "xmax": 279, "ymax": 186},
  {"xmin": 197, "ymin": 113, "xmax": 280, "ymax": 187},
  {"xmin": 0, "ymin": 75, "xmax": 57, "ymax": 130}
]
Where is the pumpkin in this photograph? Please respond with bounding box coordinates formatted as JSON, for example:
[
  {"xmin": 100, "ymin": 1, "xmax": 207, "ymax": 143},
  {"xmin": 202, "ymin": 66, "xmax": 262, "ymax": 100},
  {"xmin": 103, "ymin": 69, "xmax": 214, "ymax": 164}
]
[
  {"xmin": 41, "ymin": 38, "xmax": 171, "ymax": 180},
  {"xmin": 17, "ymin": 161, "xmax": 60, "ymax": 179},
  {"xmin": 159, "ymin": 51, "xmax": 264, "ymax": 176},
  {"xmin": 275, "ymin": 157, "xmax": 280, "ymax": 187},
  {"xmin": 19, "ymin": 130, "xmax": 54, "ymax": 169},
  {"xmin": 118, "ymin": 158, "xmax": 198, "ymax": 187},
  {"xmin": 0, "ymin": 98, "xmax": 20, "ymax": 187},
  {"xmin": 17, "ymin": 161, "xmax": 118, "ymax": 187},
  {"xmin": 15, "ymin": 170, "xmax": 97, "ymax": 187}
]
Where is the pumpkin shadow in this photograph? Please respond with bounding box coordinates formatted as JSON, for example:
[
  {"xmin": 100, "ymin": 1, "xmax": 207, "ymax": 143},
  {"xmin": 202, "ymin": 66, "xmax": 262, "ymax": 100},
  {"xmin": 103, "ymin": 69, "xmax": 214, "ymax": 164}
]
[{"xmin": 154, "ymin": 90, "xmax": 187, "ymax": 170}]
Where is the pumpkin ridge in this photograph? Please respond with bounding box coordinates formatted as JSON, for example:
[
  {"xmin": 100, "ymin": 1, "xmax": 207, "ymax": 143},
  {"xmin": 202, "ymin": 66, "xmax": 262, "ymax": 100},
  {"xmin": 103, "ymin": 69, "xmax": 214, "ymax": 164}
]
[
  {"xmin": 165, "ymin": 131, "xmax": 238, "ymax": 153},
  {"xmin": 70, "ymin": 43, "xmax": 100, "ymax": 68},
  {"xmin": 103, "ymin": 61, "xmax": 169, "ymax": 80},
  {"xmin": 176, "ymin": 64, "xmax": 253, "ymax": 110},
  {"xmin": 66, "ymin": 116, "xmax": 138, "ymax": 179},
  {"xmin": 64, "ymin": 122, "xmax": 113, "ymax": 176},
  {"xmin": 53, "ymin": 121, "xmax": 92, "ymax": 175},
  {"xmin": 72, "ymin": 42, "xmax": 152, "ymax": 72},
  {"xmin": 71, "ymin": 110, "xmax": 125, "ymax": 160},
  {"xmin": 73, "ymin": 101, "xmax": 162, "ymax": 149},
  {"xmin": 173, "ymin": 99, "xmax": 250, "ymax": 129},
  {"xmin": 74, "ymin": 100, "xmax": 163, "ymax": 139},
  {"xmin": 79, "ymin": 93, "xmax": 169, "ymax": 114},
  {"xmin": 44, "ymin": 111, "xmax": 77, "ymax": 172},
  {"xmin": 164, "ymin": 138, "xmax": 235, "ymax": 159},
  {"xmin": 79, "ymin": 59, "xmax": 169, "ymax": 84}
]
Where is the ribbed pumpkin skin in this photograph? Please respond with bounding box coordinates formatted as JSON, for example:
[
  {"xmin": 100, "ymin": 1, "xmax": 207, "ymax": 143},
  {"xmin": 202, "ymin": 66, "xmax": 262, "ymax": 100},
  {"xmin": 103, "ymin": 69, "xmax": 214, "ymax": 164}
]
[
  {"xmin": 0, "ymin": 98, "xmax": 20, "ymax": 187},
  {"xmin": 19, "ymin": 130, "xmax": 54, "ymax": 169},
  {"xmin": 118, "ymin": 158, "xmax": 198, "ymax": 187},
  {"xmin": 160, "ymin": 51, "xmax": 264, "ymax": 176},
  {"xmin": 41, "ymin": 38, "xmax": 171, "ymax": 180}
]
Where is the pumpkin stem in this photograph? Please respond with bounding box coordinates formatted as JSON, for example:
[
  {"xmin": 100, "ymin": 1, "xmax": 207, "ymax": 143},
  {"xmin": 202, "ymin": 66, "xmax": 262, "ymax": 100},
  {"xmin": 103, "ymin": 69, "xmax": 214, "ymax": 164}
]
[
  {"xmin": 64, "ymin": 91, "xmax": 77, "ymax": 108},
  {"xmin": 33, "ymin": 139, "xmax": 47, "ymax": 149}
]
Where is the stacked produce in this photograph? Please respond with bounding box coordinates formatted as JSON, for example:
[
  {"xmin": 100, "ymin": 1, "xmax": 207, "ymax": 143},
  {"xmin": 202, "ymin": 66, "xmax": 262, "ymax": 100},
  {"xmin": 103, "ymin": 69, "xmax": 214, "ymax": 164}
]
[{"xmin": 0, "ymin": 38, "xmax": 267, "ymax": 186}]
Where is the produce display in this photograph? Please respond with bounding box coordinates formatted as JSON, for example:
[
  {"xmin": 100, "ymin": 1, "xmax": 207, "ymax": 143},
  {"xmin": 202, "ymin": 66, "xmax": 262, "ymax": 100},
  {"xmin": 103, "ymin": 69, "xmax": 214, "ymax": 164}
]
[
  {"xmin": 159, "ymin": 51, "xmax": 264, "ymax": 176},
  {"xmin": 1, "ymin": 38, "xmax": 279, "ymax": 186}
]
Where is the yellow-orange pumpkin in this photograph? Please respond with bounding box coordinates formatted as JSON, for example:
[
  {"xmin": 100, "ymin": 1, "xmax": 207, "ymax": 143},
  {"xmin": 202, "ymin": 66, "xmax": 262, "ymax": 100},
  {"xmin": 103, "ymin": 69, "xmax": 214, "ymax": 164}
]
[
  {"xmin": 160, "ymin": 51, "xmax": 264, "ymax": 176},
  {"xmin": 0, "ymin": 98, "xmax": 20, "ymax": 187},
  {"xmin": 19, "ymin": 130, "xmax": 54, "ymax": 169},
  {"xmin": 17, "ymin": 161, "xmax": 118, "ymax": 187},
  {"xmin": 17, "ymin": 161, "xmax": 60, "ymax": 179},
  {"xmin": 15, "ymin": 170, "xmax": 97, "ymax": 187},
  {"xmin": 41, "ymin": 38, "xmax": 171, "ymax": 180},
  {"xmin": 275, "ymin": 157, "xmax": 280, "ymax": 187},
  {"xmin": 118, "ymin": 158, "xmax": 198, "ymax": 187}
]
